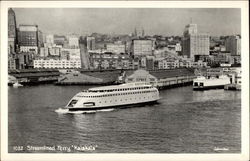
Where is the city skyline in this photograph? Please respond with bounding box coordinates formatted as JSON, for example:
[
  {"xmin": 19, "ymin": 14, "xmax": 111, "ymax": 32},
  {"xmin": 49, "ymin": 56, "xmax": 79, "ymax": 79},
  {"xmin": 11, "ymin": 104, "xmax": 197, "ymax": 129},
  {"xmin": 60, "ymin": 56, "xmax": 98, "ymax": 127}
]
[
  {"xmin": 8, "ymin": 7, "xmax": 242, "ymax": 71},
  {"xmin": 13, "ymin": 8, "xmax": 241, "ymax": 36}
]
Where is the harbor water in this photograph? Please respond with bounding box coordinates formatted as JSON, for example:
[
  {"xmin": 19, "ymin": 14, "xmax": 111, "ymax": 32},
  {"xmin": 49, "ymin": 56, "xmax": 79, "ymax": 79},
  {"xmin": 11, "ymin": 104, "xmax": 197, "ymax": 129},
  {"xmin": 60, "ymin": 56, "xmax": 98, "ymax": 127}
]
[{"xmin": 8, "ymin": 85, "xmax": 241, "ymax": 153}]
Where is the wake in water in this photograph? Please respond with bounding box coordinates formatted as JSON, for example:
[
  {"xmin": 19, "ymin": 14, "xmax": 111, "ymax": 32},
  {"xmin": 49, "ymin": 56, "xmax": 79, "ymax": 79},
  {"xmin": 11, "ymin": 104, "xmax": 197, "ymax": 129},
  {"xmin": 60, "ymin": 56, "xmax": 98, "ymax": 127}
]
[{"xmin": 55, "ymin": 108, "xmax": 115, "ymax": 114}]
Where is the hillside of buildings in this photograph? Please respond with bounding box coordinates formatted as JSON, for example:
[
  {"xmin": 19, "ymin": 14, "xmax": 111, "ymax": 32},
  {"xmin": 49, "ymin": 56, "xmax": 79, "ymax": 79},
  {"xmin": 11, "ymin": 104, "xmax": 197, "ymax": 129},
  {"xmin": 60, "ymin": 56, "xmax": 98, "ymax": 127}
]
[{"xmin": 8, "ymin": 8, "xmax": 241, "ymax": 85}]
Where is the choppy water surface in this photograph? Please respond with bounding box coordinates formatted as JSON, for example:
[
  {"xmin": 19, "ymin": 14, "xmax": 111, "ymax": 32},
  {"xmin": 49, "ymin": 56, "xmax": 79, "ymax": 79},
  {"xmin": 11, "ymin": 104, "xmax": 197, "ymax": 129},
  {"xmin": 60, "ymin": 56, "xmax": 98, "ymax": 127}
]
[{"xmin": 8, "ymin": 85, "xmax": 241, "ymax": 153}]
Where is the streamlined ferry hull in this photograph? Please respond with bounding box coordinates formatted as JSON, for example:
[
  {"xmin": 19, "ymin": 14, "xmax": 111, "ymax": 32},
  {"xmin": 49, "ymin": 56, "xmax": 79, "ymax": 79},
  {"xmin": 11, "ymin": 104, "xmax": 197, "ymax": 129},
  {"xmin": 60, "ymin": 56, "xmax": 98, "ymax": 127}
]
[
  {"xmin": 68, "ymin": 100, "xmax": 158, "ymax": 111},
  {"xmin": 65, "ymin": 82, "xmax": 160, "ymax": 112}
]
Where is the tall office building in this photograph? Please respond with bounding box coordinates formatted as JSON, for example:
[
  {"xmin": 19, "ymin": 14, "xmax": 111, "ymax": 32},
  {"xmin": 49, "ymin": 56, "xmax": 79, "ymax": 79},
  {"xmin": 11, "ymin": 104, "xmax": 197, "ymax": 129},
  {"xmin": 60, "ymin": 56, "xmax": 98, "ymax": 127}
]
[
  {"xmin": 225, "ymin": 35, "xmax": 241, "ymax": 55},
  {"xmin": 182, "ymin": 23, "xmax": 209, "ymax": 60},
  {"xmin": 38, "ymin": 30, "xmax": 44, "ymax": 48},
  {"xmin": 18, "ymin": 24, "xmax": 39, "ymax": 54},
  {"xmin": 183, "ymin": 24, "xmax": 198, "ymax": 36},
  {"xmin": 8, "ymin": 8, "xmax": 17, "ymax": 54},
  {"xmin": 87, "ymin": 36, "xmax": 96, "ymax": 50}
]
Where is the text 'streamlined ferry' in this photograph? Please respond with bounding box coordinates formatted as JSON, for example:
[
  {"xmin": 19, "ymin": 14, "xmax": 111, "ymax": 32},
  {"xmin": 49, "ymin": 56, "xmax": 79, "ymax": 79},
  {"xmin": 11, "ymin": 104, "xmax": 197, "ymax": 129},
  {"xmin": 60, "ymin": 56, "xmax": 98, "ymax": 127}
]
[
  {"xmin": 65, "ymin": 82, "xmax": 160, "ymax": 111},
  {"xmin": 193, "ymin": 75, "xmax": 230, "ymax": 90}
]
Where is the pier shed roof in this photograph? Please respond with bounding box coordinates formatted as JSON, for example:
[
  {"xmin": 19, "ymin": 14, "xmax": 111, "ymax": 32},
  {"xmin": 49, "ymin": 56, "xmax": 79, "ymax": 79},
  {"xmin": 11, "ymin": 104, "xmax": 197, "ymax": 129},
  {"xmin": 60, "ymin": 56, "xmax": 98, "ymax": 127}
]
[
  {"xmin": 11, "ymin": 72, "xmax": 60, "ymax": 78},
  {"xmin": 150, "ymin": 68, "xmax": 195, "ymax": 79},
  {"xmin": 125, "ymin": 68, "xmax": 195, "ymax": 80}
]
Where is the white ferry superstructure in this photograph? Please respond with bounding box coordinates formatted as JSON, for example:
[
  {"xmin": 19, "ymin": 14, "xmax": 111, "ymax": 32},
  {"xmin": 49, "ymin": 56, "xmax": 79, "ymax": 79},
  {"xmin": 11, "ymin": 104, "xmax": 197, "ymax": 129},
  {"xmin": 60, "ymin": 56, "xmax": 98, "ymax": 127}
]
[
  {"xmin": 193, "ymin": 75, "xmax": 230, "ymax": 90},
  {"xmin": 66, "ymin": 82, "xmax": 160, "ymax": 111}
]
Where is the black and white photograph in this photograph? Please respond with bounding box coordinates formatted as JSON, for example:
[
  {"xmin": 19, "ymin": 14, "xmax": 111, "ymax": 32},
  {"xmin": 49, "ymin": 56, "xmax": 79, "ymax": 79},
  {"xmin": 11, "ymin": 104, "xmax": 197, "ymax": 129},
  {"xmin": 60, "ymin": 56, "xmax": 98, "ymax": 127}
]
[{"xmin": 1, "ymin": 1, "xmax": 249, "ymax": 161}]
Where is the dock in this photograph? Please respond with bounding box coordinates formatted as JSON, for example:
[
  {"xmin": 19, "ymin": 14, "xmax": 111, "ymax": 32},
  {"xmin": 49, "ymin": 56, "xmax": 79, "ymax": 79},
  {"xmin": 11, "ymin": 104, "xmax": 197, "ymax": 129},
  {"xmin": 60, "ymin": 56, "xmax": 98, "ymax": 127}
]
[
  {"xmin": 8, "ymin": 69, "xmax": 60, "ymax": 85},
  {"xmin": 224, "ymin": 84, "xmax": 241, "ymax": 90}
]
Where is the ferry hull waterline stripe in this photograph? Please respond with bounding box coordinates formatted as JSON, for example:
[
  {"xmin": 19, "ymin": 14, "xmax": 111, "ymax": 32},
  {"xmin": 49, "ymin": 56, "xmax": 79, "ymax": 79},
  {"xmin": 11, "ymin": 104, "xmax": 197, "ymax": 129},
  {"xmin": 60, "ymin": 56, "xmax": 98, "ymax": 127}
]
[
  {"xmin": 68, "ymin": 101, "xmax": 159, "ymax": 111},
  {"xmin": 64, "ymin": 82, "xmax": 160, "ymax": 111},
  {"xmin": 193, "ymin": 85, "xmax": 225, "ymax": 90}
]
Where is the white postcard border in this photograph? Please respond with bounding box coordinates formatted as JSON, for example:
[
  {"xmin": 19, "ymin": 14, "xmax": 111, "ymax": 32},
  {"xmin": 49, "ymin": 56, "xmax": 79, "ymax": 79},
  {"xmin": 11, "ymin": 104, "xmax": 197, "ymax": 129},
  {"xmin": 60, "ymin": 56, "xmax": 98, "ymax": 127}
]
[{"xmin": 1, "ymin": 1, "xmax": 249, "ymax": 161}]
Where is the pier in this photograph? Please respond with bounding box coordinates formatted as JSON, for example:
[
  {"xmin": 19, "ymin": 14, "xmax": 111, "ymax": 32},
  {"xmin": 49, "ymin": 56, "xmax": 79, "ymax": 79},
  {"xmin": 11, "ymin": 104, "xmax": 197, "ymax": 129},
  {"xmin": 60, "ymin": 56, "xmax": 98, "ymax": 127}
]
[
  {"xmin": 9, "ymin": 68, "xmax": 196, "ymax": 88},
  {"xmin": 8, "ymin": 69, "xmax": 60, "ymax": 85},
  {"xmin": 224, "ymin": 84, "xmax": 241, "ymax": 90},
  {"xmin": 125, "ymin": 68, "xmax": 196, "ymax": 89},
  {"xmin": 155, "ymin": 75, "xmax": 195, "ymax": 89}
]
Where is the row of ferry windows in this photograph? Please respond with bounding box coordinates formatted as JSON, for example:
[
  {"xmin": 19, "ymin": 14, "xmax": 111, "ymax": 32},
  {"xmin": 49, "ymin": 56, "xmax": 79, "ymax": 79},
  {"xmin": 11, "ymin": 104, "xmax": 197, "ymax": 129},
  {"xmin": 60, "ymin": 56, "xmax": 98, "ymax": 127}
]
[
  {"xmin": 87, "ymin": 86, "xmax": 153, "ymax": 93},
  {"xmin": 98, "ymin": 96, "xmax": 155, "ymax": 103},
  {"xmin": 78, "ymin": 90, "xmax": 157, "ymax": 98}
]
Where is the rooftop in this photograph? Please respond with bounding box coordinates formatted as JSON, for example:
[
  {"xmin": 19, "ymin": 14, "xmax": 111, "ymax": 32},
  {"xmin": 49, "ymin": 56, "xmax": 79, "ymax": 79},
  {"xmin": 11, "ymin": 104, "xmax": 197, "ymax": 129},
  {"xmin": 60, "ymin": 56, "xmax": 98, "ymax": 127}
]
[{"xmin": 125, "ymin": 68, "xmax": 195, "ymax": 80}]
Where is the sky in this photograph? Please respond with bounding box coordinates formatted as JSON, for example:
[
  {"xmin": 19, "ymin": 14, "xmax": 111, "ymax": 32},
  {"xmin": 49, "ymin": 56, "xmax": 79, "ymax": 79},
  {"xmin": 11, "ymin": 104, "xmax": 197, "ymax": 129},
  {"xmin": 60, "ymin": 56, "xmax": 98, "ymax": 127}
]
[{"xmin": 13, "ymin": 8, "xmax": 241, "ymax": 36}]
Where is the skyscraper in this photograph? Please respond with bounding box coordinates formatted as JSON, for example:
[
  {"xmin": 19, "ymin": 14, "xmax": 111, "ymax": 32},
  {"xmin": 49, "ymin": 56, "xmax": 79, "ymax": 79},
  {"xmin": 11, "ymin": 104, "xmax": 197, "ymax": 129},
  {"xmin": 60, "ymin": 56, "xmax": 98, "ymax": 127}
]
[
  {"xmin": 18, "ymin": 24, "xmax": 39, "ymax": 54},
  {"xmin": 183, "ymin": 24, "xmax": 198, "ymax": 36},
  {"xmin": 8, "ymin": 8, "xmax": 17, "ymax": 54},
  {"xmin": 87, "ymin": 36, "xmax": 96, "ymax": 50},
  {"xmin": 38, "ymin": 30, "xmax": 44, "ymax": 48},
  {"xmin": 182, "ymin": 23, "xmax": 209, "ymax": 60},
  {"xmin": 225, "ymin": 35, "xmax": 241, "ymax": 56}
]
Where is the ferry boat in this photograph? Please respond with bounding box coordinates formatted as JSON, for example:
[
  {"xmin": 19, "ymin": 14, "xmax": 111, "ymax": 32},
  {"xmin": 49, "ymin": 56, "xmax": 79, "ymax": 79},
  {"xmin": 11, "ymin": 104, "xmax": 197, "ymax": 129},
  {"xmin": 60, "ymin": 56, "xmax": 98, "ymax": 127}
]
[
  {"xmin": 193, "ymin": 75, "xmax": 230, "ymax": 90},
  {"xmin": 65, "ymin": 82, "xmax": 160, "ymax": 111},
  {"xmin": 13, "ymin": 82, "xmax": 23, "ymax": 88}
]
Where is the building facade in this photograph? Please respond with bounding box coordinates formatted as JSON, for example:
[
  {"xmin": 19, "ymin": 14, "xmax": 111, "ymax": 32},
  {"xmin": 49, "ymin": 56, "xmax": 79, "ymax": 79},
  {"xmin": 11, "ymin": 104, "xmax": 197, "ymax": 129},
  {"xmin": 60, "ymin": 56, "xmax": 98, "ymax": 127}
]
[
  {"xmin": 34, "ymin": 59, "xmax": 81, "ymax": 68},
  {"xmin": 68, "ymin": 35, "xmax": 79, "ymax": 48},
  {"xmin": 49, "ymin": 47, "xmax": 61, "ymax": 56},
  {"xmin": 10, "ymin": 52, "xmax": 34, "ymax": 69},
  {"xmin": 87, "ymin": 36, "xmax": 96, "ymax": 51},
  {"xmin": 158, "ymin": 59, "xmax": 180, "ymax": 69},
  {"xmin": 40, "ymin": 47, "xmax": 49, "ymax": 58},
  {"xmin": 38, "ymin": 30, "xmax": 44, "ymax": 48},
  {"xmin": 19, "ymin": 46, "xmax": 38, "ymax": 54},
  {"xmin": 225, "ymin": 35, "xmax": 241, "ymax": 56},
  {"xmin": 45, "ymin": 34, "xmax": 54, "ymax": 44},
  {"xmin": 54, "ymin": 35, "xmax": 66, "ymax": 46},
  {"xmin": 8, "ymin": 8, "xmax": 17, "ymax": 54},
  {"xmin": 89, "ymin": 52, "xmax": 133, "ymax": 70},
  {"xmin": 61, "ymin": 48, "xmax": 81, "ymax": 60},
  {"xmin": 182, "ymin": 23, "xmax": 209, "ymax": 60},
  {"xmin": 145, "ymin": 56, "xmax": 155, "ymax": 70},
  {"xmin": 132, "ymin": 39, "xmax": 153, "ymax": 56},
  {"xmin": 18, "ymin": 24, "xmax": 39, "ymax": 54},
  {"xmin": 106, "ymin": 43, "xmax": 126, "ymax": 54},
  {"xmin": 183, "ymin": 24, "xmax": 198, "ymax": 36}
]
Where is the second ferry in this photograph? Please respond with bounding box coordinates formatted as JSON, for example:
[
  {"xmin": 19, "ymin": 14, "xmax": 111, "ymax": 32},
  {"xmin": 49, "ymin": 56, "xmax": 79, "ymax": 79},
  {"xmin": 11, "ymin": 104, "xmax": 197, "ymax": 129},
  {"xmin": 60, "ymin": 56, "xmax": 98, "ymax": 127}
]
[
  {"xmin": 193, "ymin": 75, "xmax": 230, "ymax": 90},
  {"xmin": 65, "ymin": 82, "xmax": 160, "ymax": 111}
]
